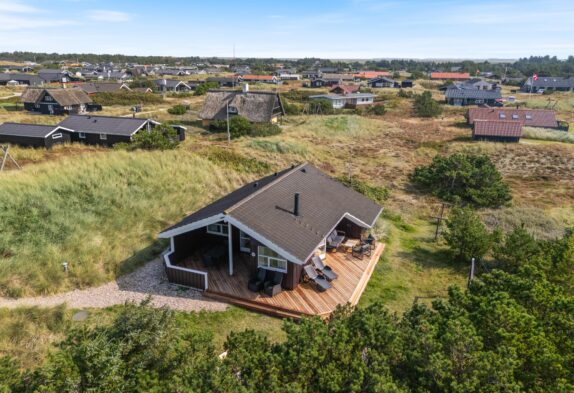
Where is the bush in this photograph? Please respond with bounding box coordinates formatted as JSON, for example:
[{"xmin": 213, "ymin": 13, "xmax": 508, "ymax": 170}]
[
  {"xmin": 413, "ymin": 91, "xmax": 442, "ymax": 117},
  {"xmin": 444, "ymin": 206, "xmax": 494, "ymax": 262},
  {"xmin": 283, "ymin": 101, "xmax": 301, "ymax": 115},
  {"xmin": 209, "ymin": 116, "xmax": 281, "ymax": 139},
  {"xmin": 119, "ymin": 123, "xmax": 180, "ymax": 150},
  {"xmin": 128, "ymin": 79, "xmax": 155, "ymax": 90},
  {"xmin": 336, "ymin": 176, "xmax": 389, "ymax": 205},
  {"xmin": 308, "ymin": 99, "xmax": 334, "ymax": 115},
  {"xmin": 93, "ymin": 91, "xmax": 162, "ymax": 106},
  {"xmin": 250, "ymin": 123, "xmax": 282, "ymax": 137},
  {"xmin": 411, "ymin": 153, "xmax": 512, "ymax": 208},
  {"xmin": 167, "ymin": 104, "xmax": 187, "ymax": 115},
  {"xmin": 368, "ymin": 104, "xmax": 386, "ymax": 116},
  {"xmin": 194, "ymin": 82, "xmax": 219, "ymax": 96},
  {"xmin": 398, "ymin": 89, "xmax": 414, "ymax": 98}
]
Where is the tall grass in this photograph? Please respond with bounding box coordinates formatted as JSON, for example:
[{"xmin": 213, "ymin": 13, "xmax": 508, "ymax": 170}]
[
  {"xmin": 522, "ymin": 127, "xmax": 574, "ymax": 144},
  {"xmin": 0, "ymin": 150, "xmax": 249, "ymax": 297}
]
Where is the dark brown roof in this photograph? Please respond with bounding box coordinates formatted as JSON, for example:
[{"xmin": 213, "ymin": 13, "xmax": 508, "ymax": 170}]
[
  {"xmin": 199, "ymin": 90, "xmax": 285, "ymax": 123},
  {"xmin": 160, "ymin": 163, "xmax": 383, "ymax": 263},
  {"xmin": 75, "ymin": 82, "xmax": 130, "ymax": 94},
  {"xmin": 473, "ymin": 120, "xmax": 522, "ymax": 138},
  {"xmin": 467, "ymin": 107, "xmax": 558, "ymax": 129},
  {"xmin": 20, "ymin": 88, "xmax": 43, "ymax": 103}
]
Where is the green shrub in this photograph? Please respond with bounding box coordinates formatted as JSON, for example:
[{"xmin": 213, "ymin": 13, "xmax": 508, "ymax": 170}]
[
  {"xmin": 368, "ymin": 105, "xmax": 386, "ymax": 116},
  {"xmin": 283, "ymin": 101, "xmax": 301, "ymax": 115},
  {"xmin": 209, "ymin": 116, "xmax": 281, "ymax": 139},
  {"xmin": 336, "ymin": 176, "xmax": 390, "ymax": 205},
  {"xmin": 167, "ymin": 104, "xmax": 187, "ymax": 115},
  {"xmin": 119, "ymin": 123, "xmax": 180, "ymax": 150},
  {"xmin": 444, "ymin": 206, "xmax": 494, "ymax": 262},
  {"xmin": 194, "ymin": 82, "xmax": 219, "ymax": 96},
  {"xmin": 413, "ymin": 91, "xmax": 442, "ymax": 117},
  {"xmin": 411, "ymin": 153, "xmax": 511, "ymax": 208},
  {"xmin": 93, "ymin": 91, "xmax": 162, "ymax": 106},
  {"xmin": 308, "ymin": 99, "xmax": 334, "ymax": 115},
  {"xmin": 250, "ymin": 123, "xmax": 282, "ymax": 137},
  {"xmin": 398, "ymin": 89, "xmax": 414, "ymax": 98}
]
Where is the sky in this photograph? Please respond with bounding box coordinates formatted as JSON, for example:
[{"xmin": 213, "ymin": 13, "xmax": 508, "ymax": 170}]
[{"xmin": 0, "ymin": 0, "xmax": 573, "ymax": 59}]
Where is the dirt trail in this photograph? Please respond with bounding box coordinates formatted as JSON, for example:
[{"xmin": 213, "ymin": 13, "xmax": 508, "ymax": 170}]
[{"xmin": 0, "ymin": 259, "xmax": 227, "ymax": 312}]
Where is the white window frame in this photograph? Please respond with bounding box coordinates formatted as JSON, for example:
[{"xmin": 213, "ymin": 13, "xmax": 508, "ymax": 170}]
[
  {"xmin": 257, "ymin": 246, "xmax": 288, "ymax": 273},
  {"xmin": 206, "ymin": 222, "xmax": 228, "ymax": 237},
  {"xmin": 79, "ymin": 132, "xmax": 86, "ymax": 139},
  {"xmin": 99, "ymin": 133, "xmax": 107, "ymax": 140},
  {"xmin": 499, "ymin": 113, "xmax": 506, "ymax": 119},
  {"xmin": 239, "ymin": 230, "xmax": 251, "ymax": 253},
  {"xmin": 52, "ymin": 133, "xmax": 63, "ymax": 139}
]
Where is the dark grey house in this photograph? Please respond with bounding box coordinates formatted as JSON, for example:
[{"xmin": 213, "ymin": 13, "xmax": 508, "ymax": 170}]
[
  {"xmin": 57, "ymin": 115, "xmax": 160, "ymax": 146},
  {"xmin": 522, "ymin": 76, "xmax": 574, "ymax": 92},
  {"xmin": 0, "ymin": 123, "xmax": 74, "ymax": 148},
  {"xmin": 0, "ymin": 73, "xmax": 44, "ymax": 86},
  {"xmin": 445, "ymin": 86, "xmax": 502, "ymax": 106},
  {"xmin": 38, "ymin": 69, "xmax": 77, "ymax": 83},
  {"xmin": 367, "ymin": 77, "xmax": 396, "ymax": 88},
  {"xmin": 158, "ymin": 163, "xmax": 383, "ymax": 315},
  {"xmin": 154, "ymin": 79, "xmax": 192, "ymax": 92}
]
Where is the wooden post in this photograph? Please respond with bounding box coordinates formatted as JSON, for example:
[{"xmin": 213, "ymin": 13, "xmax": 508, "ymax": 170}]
[
  {"xmin": 433, "ymin": 203, "xmax": 447, "ymax": 241},
  {"xmin": 468, "ymin": 258, "xmax": 475, "ymax": 287},
  {"xmin": 228, "ymin": 223, "xmax": 234, "ymax": 276}
]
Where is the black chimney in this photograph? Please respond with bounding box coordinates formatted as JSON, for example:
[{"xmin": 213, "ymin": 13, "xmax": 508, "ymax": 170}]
[{"xmin": 294, "ymin": 193, "xmax": 300, "ymax": 216}]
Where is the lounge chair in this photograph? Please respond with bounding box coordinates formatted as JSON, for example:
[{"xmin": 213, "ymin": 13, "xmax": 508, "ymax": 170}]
[
  {"xmin": 326, "ymin": 229, "xmax": 345, "ymax": 251},
  {"xmin": 263, "ymin": 271, "xmax": 284, "ymax": 297},
  {"xmin": 352, "ymin": 244, "xmax": 372, "ymax": 260},
  {"xmin": 303, "ymin": 265, "xmax": 332, "ymax": 292},
  {"xmin": 363, "ymin": 233, "xmax": 376, "ymax": 250},
  {"xmin": 311, "ymin": 255, "xmax": 338, "ymax": 281},
  {"xmin": 248, "ymin": 268, "xmax": 267, "ymax": 292}
]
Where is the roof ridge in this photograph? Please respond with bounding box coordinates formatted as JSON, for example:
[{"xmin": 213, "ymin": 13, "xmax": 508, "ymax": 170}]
[{"xmin": 224, "ymin": 163, "xmax": 306, "ymax": 215}]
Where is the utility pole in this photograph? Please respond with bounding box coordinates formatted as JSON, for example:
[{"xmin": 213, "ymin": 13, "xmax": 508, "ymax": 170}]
[
  {"xmin": 226, "ymin": 100, "xmax": 231, "ymax": 143},
  {"xmin": 468, "ymin": 258, "xmax": 476, "ymax": 287}
]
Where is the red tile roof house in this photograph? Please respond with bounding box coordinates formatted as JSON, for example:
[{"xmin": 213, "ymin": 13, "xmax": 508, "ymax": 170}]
[
  {"xmin": 430, "ymin": 72, "xmax": 470, "ymax": 80},
  {"xmin": 330, "ymin": 84, "xmax": 360, "ymax": 95},
  {"xmin": 238, "ymin": 75, "xmax": 279, "ymax": 84},
  {"xmin": 158, "ymin": 163, "xmax": 385, "ymax": 318},
  {"xmin": 467, "ymin": 108, "xmax": 559, "ymax": 129},
  {"xmin": 472, "ymin": 120, "xmax": 522, "ymax": 143}
]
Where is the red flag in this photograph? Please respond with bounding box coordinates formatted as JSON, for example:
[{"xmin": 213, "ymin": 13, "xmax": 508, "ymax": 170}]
[{"xmin": 533, "ymin": 73, "xmax": 538, "ymax": 81}]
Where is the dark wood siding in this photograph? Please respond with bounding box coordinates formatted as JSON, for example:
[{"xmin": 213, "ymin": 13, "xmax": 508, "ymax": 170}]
[
  {"xmin": 70, "ymin": 132, "xmax": 133, "ymax": 147},
  {"xmin": 337, "ymin": 217, "xmax": 366, "ymax": 239},
  {"xmin": 0, "ymin": 131, "xmax": 72, "ymax": 148},
  {"xmin": 164, "ymin": 262, "xmax": 207, "ymax": 290}
]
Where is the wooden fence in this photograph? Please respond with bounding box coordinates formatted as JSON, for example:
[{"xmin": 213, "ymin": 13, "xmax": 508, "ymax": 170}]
[{"xmin": 163, "ymin": 251, "xmax": 208, "ymax": 291}]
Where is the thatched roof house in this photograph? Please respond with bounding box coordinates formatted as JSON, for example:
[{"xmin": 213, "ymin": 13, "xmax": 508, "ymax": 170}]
[
  {"xmin": 199, "ymin": 89, "xmax": 285, "ymax": 125},
  {"xmin": 20, "ymin": 88, "xmax": 93, "ymax": 115}
]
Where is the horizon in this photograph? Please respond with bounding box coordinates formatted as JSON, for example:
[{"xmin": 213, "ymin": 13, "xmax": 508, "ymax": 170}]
[{"xmin": 1, "ymin": 0, "xmax": 573, "ymax": 59}]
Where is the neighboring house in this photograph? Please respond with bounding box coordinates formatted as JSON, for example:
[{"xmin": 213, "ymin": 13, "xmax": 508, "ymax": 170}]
[
  {"xmin": 278, "ymin": 73, "xmax": 302, "ymax": 81},
  {"xmin": 199, "ymin": 89, "xmax": 285, "ymax": 125},
  {"xmin": 430, "ymin": 72, "xmax": 470, "ymax": 80},
  {"xmin": 321, "ymin": 74, "xmax": 355, "ymax": 86},
  {"xmin": 472, "ymin": 120, "xmax": 522, "ymax": 143},
  {"xmin": 131, "ymin": 87, "xmax": 153, "ymax": 93},
  {"xmin": 38, "ymin": 69, "xmax": 77, "ymax": 83},
  {"xmin": 74, "ymin": 82, "xmax": 131, "ymax": 95},
  {"xmin": 309, "ymin": 79, "xmax": 327, "ymax": 88},
  {"xmin": 57, "ymin": 115, "xmax": 176, "ymax": 146},
  {"xmin": 238, "ymin": 75, "xmax": 279, "ymax": 84},
  {"xmin": 354, "ymin": 71, "xmax": 391, "ymax": 80},
  {"xmin": 466, "ymin": 107, "xmax": 559, "ymax": 129},
  {"xmin": 0, "ymin": 73, "xmax": 44, "ymax": 86},
  {"xmin": 206, "ymin": 76, "xmax": 240, "ymax": 87},
  {"xmin": 0, "ymin": 123, "xmax": 74, "ymax": 148},
  {"xmin": 318, "ymin": 67, "xmax": 338, "ymax": 73},
  {"xmin": 330, "ymin": 84, "xmax": 359, "ymax": 95},
  {"xmin": 301, "ymin": 70, "xmax": 321, "ymax": 79},
  {"xmin": 522, "ymin": 76, "xmax": 574, "ymax": 92},
  {"xmin": 20, "ymin": 88, "xmax": 93, "ymax": 115},
  {"xmin": 154, "ymin": 79, "xmax": 192, "ymax": 92},
  {"xmin": 158, "ymin": 163, "xmax": 384, "ymax": 318},
  {"xmin": 367, "ymin": 77, "xmax": 396, "ymax": 88},
  {"xmin": 310, "ymin": 93, "xmax": 375, "ymax": 109},
  {"xmin": 401, "ymin": 80, "xmax": 413, "ymax": 88},
  {"xmin": 444, "ymin": 86, "xmax": 501, "ymax": 106},
  {"xmin": 463, "ymin": 78, "xmax": 497, "ymax": 90}
]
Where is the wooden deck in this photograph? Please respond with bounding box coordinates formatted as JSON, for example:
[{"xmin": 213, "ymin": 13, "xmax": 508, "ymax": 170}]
[{"xmin": 179, "ymin": 243, "xmax": 385, "ymax": 319}]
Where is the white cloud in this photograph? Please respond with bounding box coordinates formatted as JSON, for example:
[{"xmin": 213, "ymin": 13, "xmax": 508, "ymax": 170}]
[
  {"xmin": 88, "ymin": 10, "xmax": 132, "ymax": 22},
  {"xmin": 0, "ymin": 0, "xmax": 40, "ymax": 13},
  {"xmin": 0, "ymin": 15, "xmax": 79, "ymax": 30}
]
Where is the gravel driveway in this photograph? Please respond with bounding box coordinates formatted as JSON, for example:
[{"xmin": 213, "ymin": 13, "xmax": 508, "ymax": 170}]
[{"xmin": 0, "ymin": 259, "xmax": 228, "ymax": 312}]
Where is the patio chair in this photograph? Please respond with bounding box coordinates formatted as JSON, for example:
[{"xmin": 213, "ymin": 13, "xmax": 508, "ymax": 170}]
[
  {"xmin": 303, "ymin": 265, "xmax": 332, "ymax": 292},
  {"xmin": 248, "ymin": 268, "xmax": 267, "ymax": 292},
  {"xmin": 264, "ymin": 271, "xmax": 284, "ymax": 297},
  {"xmin": 352, "ymin": 244, "xmax": 372, "ymax": 260},
  {"xmin": 326, "ymin": 229, "xmax": 345, "ymax": 251},
  {"xmin": 311, "ymin": 255, "xmax": 338, "ymax": 281},
  {"xmin": 363, "ymin": 233, "xmax": 376, "ymax": 250}
]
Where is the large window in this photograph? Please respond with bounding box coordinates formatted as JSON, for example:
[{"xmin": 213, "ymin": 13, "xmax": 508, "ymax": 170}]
[
  {"xmin": 258, "ymin": 246, "xmax": 287, "ymax": 272},
  {"xmin": 206, "ymin": 222, "xmax": 228, "ymax": 237}
]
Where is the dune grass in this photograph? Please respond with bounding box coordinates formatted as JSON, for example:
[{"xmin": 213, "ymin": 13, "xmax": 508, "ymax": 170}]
[
  {"xmin": 522, "ymin": 127, "xmax": 574, "ymax": 144},
  {"xmin": 0, "ymin": 149, "xmax": 255, "ymax": 297}
]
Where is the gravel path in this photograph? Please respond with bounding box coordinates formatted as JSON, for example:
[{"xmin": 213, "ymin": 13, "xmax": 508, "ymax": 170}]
[{"xmin": 0, "ymin": 259, "xmax": 228, "ymax": 312}]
